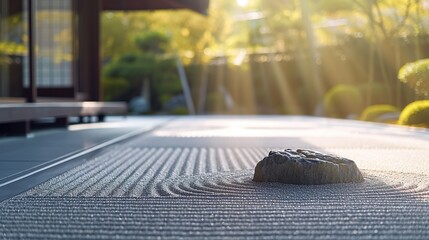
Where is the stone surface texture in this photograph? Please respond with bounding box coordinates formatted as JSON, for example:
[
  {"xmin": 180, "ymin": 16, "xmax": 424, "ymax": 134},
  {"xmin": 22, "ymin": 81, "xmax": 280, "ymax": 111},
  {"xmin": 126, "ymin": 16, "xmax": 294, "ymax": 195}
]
[{"xmin": 253, "ymin": 149, "xmax": 364, "ymax": 184}]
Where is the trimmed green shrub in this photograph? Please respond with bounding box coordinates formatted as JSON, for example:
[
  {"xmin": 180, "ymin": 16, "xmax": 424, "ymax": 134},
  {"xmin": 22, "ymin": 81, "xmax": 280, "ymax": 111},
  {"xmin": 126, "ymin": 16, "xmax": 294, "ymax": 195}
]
[
  {"xmin": 102, "ymin": 77, "xmax": 130, "ymax": 101},
  {"xmin": 398, "ymin": 100, "xmax": 429, "ymax": 127},
  {"xmin": 398, "ymin": 59, "xmax": 429, "ymax": 97},
  {"xmin": 360, "ymin": 104, "xmax": 400, "ymax": 122},
  {"xmin": 323, "ymin": 84, "xmax": 364, "ymax": 118}
]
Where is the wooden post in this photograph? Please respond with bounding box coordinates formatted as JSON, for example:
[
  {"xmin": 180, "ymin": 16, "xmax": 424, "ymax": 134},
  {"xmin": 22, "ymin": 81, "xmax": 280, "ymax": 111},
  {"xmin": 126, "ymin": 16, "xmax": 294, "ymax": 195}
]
[
  {"xmin": 27, "ymin": 0, "xmax": 36, "ymax": 102},
  {"xmin": 77, "ymin": 0, "xmax": 101, "ymax": 101}
]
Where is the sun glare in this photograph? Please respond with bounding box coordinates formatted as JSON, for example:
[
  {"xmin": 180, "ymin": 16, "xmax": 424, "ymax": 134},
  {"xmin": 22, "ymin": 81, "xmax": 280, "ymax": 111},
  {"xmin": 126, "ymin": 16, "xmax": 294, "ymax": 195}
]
[
  {"xmin": 96, "ymin": 1, "xmax": 429, "ymax": 122},
  {"xmin": 236, "ymin": 0, "xmax": 249, "ymax": 7}
]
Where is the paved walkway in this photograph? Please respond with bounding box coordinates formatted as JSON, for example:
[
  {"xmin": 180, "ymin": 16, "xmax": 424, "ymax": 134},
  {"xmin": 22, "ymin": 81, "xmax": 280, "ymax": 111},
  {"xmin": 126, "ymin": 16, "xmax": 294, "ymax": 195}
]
[
  {"xmin": 0, "ymin": 116, "xmax": 171, "ymax": 198},
  {"xmin": 1, "ymin": 116, "xmax": 428, "ymax": 239}
]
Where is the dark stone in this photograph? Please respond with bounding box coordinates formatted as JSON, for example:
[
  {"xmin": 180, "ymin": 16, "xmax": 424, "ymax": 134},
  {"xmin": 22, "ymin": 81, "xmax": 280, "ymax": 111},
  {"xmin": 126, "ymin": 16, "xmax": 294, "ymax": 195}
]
[{"xmin": 253, "ymin": 149, "xmax": 364, "ymax": 185}]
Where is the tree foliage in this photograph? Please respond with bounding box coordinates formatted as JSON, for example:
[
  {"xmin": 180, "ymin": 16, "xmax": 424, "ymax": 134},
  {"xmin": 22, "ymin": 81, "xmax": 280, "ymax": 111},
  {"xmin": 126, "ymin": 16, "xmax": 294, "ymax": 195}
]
[
  {"xmin": 398, "ymin": 58, "xmax": 429, "ymax": 97},
  {"xmin": 99, "ymin": 0, "xmax": 429, "ymax": 114},
  {"xmin": 350, "ymin": 0, "xmax": 426, "ymax": 39},
  {"xmin": 103, "ymin": 31, "xmax": 180, "ymax": 109},
  {"xmin": 134, "ymin": 31, "xmax": 169, "ymax": 54},
  {"xmin": 101, "ymin": 5, "xmax": 234, "ymax": 64}
]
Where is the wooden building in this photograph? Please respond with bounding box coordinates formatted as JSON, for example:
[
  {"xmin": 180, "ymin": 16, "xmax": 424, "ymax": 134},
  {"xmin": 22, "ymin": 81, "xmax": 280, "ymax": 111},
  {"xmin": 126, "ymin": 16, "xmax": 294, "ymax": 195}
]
[{"xmin": 0, "ymin": 0, "xmax": 209, "ymax": 134}]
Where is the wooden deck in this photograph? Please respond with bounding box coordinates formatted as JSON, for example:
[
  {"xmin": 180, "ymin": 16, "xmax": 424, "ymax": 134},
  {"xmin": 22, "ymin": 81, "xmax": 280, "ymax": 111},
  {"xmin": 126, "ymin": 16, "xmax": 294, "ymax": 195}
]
[{"xmin": 0, "ymin": 102, "xmax": 127, "ymax": 135}]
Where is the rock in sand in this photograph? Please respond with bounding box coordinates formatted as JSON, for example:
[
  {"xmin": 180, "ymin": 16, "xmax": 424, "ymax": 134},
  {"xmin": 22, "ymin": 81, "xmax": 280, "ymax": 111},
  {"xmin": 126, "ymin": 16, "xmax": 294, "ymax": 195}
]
[{"xmin": 253, "ymin": 149, "xmax": 364, "ymax": 184}]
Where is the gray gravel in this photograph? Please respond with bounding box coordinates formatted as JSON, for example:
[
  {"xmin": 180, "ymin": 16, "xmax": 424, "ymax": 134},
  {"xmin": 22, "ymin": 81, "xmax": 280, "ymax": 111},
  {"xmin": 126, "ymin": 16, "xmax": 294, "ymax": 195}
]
[{"xmin": 1, "ymin": 116, "xmax": 428, "ymax": 239}]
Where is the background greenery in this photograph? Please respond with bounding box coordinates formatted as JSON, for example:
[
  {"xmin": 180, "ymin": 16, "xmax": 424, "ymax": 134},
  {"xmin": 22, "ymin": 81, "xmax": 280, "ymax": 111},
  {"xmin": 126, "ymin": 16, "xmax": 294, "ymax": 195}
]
[{"xmin": 98, "ymin": 0, "xmax": 429, "ymax": 125}]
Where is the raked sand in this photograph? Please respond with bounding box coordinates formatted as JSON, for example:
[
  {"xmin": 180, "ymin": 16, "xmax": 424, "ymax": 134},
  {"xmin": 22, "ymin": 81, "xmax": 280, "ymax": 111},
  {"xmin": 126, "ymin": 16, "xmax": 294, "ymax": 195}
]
[{"xmin": 1, "ymin": 116, "xmax": 429, "ymax": 239}]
